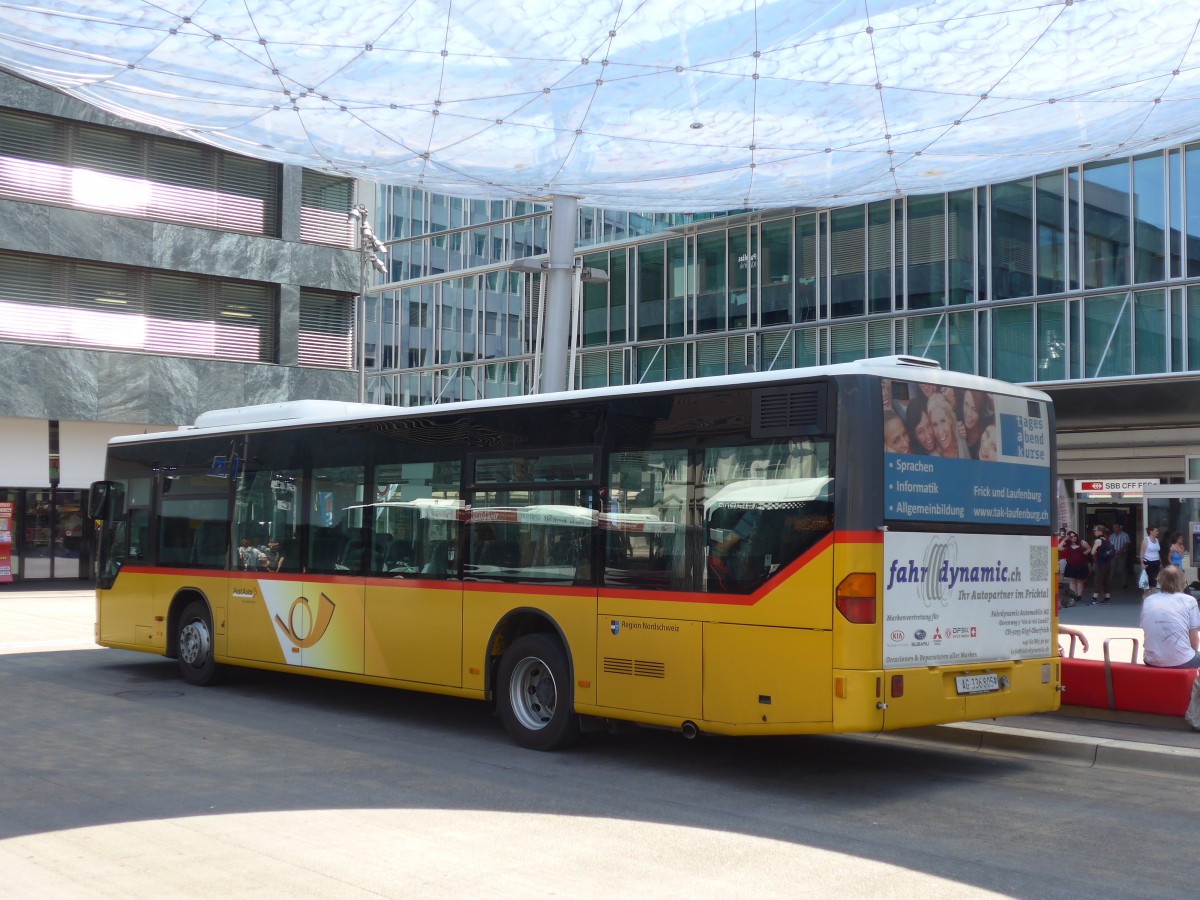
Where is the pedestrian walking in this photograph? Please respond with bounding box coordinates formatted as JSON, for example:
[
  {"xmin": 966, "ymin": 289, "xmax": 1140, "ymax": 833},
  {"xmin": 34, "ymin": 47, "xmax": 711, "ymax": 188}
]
[
  {"xmin": 1169, "ymin": 532, "xmax": 1186, "ymax": 568},
  {"xmin": 1141, "ymin": 526, "xmax": 1162, "ymax": 591},
  {"xmin": 1109, "ymin": 522, "xmax": 1131, "ymax": 588},
  {"xmin": 1058, "ymin": 529, "xmax": 1089, "ymax": 607},
  {"xmin": 1088, "ymin": 524, "xmax": 1114, "ymax": 604}
]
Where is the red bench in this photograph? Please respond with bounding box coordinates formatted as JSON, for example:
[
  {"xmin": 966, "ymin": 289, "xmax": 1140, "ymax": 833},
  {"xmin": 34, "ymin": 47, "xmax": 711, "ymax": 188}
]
[{"xmin": 1059, "ymin": 637, "xmax": 1198, "ymax": 717}]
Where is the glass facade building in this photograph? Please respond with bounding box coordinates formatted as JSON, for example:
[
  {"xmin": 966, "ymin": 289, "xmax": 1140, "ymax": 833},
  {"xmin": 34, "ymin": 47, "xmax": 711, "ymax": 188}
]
[
  {"xmin": 369, "ymin": 149, "xmax": 1200, "ymax": 400},
  {"xmin": 367, "ymin": 146, "xmax": 1200, "ymax": 541}
]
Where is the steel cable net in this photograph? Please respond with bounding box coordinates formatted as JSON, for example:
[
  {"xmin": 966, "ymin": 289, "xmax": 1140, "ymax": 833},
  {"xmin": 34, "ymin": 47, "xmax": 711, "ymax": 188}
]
[{"xmin": 1, "ymin": 0, "xmax": 1199, "ymax": 210}]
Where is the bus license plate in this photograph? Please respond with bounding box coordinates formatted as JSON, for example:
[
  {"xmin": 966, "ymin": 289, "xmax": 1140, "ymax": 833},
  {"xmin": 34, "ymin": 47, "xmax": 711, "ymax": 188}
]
[{"xmin": 955, "ymin": 673, "xmax": 1000, "ymax": 695}]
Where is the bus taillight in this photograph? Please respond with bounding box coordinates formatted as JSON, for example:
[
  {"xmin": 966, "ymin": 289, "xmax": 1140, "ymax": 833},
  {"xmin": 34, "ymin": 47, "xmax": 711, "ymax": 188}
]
[{"xmin": 835, "ymin": 573, "xmax": 877, "ymax": 624}]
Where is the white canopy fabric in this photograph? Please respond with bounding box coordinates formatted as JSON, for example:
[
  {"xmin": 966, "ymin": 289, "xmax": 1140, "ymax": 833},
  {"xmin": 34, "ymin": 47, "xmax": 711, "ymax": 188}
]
[{"xmin": 2, "ymin": 0, "xmax": 1198, "ymax": 211}]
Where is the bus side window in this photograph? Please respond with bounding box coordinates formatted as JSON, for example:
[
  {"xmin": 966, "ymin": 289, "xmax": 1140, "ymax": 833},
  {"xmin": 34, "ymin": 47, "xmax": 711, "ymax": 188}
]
[
  {"xmin": 702, "ymin": 441, "xmax": 833, "ymax": 594},
  {"xmin": 191, "ymin": 520, "xmax": 228, "ymax": 567},
  {"xmin": 603, "ymin": 449, "xmax": 689, "ymax": 591},
  {"xmin": 309, "ymin": 527, "xmax": 341, "ymax": 572},
  {"xmin": 309, "ymin": 466, "xmax": 365, "ymax": 574},
  {"xmin": 233, "ymin": 466, "xmax": 302, "ymax": 574},
  {"xmin": 159, "ymin": 474, "xmax": 230, "ymax": 570},
  {"xmin": 423, "ymin": 540, "xmax": 453, "ymax": 577},
  {"xmin": 370, "ymin": 459, "xmax": 465, "ymax": 578}
]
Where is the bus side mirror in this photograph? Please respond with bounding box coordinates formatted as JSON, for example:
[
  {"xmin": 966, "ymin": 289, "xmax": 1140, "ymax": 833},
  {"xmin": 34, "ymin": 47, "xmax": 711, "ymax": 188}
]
[{"xmin": 88, "ymin": 481, "xmax": 122, "ymax": 519}]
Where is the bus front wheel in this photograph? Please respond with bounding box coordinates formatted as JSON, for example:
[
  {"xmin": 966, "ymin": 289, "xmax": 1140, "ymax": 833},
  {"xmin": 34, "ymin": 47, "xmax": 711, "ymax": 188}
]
[
  {"xmin": 497, "ymin": 633, "xmax": 581, "ymax": 751},
  {"xmin": 177, "ymin": 599, "xmax": 222, "ymax": 686}
]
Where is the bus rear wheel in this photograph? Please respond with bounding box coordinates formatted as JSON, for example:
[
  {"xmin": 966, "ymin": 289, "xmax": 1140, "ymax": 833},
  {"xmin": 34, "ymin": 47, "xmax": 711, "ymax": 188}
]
[
  {"xmin": 177, "ymin": 599, "xmax": 222, "ymax": 686},
  {"xmin": 497, "ymin": 633, "xmax": 581, "ymax": 751}
]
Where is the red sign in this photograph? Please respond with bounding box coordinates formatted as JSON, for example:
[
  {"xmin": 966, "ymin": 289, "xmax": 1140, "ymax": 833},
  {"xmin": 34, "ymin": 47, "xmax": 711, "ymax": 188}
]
[
  {"xmin": 0, "ymin": 500, "xmax": 12, "ymax": 584},
  {"xmin": 1077, "ymin": 479, "xmax": 1159, "ymax": 493}
]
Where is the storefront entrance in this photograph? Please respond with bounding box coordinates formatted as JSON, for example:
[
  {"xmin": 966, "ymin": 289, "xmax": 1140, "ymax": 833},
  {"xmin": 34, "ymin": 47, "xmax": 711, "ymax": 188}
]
[
  {"xmin": 1078, "ymin": 501, "xmax": 1140, "ymax": 590},
  {"xmin": 0, "ymin": 489, "xmax": 90, "ymax": 582}
]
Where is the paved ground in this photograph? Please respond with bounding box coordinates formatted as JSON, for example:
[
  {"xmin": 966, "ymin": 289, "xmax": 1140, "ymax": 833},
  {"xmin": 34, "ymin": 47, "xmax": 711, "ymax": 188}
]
[
  {"xmin": 2, "ymin": 580, "xmax": 1198, "ymax": 774},
  {"xmin": 0, "ymin": 583, "xmax": 96, "ymax": 654},
  {"xmin": 1054, "ymin": 581, "xmax": 1148, "ymax": 661}
]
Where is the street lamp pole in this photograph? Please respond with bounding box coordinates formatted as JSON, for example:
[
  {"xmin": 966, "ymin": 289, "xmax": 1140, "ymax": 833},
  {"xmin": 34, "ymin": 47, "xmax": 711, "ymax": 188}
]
[
  {"xmin": 540, "ymin": 194, "xmax": 578, "ymax": 394},
  {"xmin": 349, "ymin": 204, "xmax": 387, "ymax": 404},
  {"xmin": 356, "ymin": 224, "xmax": 368, "ymax": 403}
]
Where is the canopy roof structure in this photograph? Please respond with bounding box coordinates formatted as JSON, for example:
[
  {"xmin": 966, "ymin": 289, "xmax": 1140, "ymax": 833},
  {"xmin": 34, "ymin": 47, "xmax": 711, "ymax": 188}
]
[{"xmin": 2, "ymin": 0, "xmax": 1198, "ymax": 211}]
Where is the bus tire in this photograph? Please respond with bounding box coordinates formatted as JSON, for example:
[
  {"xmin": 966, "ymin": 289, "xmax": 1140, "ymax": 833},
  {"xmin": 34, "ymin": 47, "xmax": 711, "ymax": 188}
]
[
  {"xmin": 497, "ymin": 633, "xmax": 581, "ymax": 751},
  {"xmin": 177, "ymin": 599, "xmax": 222, "ymax": 686}
]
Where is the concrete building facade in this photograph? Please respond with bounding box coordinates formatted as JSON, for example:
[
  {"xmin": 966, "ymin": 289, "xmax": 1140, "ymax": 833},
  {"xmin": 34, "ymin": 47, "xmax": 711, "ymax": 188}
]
[{"xmin": 0, "ymin": 72, "xmax": 359, "ymax": 580}]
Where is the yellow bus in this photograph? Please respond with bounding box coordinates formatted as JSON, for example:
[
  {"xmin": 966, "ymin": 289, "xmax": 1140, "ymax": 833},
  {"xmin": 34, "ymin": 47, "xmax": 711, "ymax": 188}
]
[{"xmin": 89, "ymin": 356, "xmax": 1061, "ymax": 750}]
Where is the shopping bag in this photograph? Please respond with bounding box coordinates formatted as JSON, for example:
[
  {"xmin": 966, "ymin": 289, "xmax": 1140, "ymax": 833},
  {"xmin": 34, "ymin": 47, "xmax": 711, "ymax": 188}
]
[
  {"xmin": 1185, "ymin": 674, "xmax": 1200, "ymax": 731},
  {"xmin": 1138, "ymin": 568, "xmax": 1150, "ymax": 590}
]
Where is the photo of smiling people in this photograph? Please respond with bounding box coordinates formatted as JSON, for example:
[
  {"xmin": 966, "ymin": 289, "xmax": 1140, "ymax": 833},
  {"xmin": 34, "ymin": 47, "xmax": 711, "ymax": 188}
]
[{"xmin": 882, "ymin": 379, "xmax": 997, "ymax": 462}]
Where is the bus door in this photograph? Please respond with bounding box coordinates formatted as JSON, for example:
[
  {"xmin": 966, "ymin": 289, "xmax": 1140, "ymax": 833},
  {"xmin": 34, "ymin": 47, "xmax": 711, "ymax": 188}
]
[
  {"xmin": 291, "ymin": 465, "xmax": 367, "ymax": 674},
  {"xmin": 229, "ymin": 463, "xmax": 302, "ymax": 665},
  {"xmin": 229, "ymin": 460, "xmax": 367, "ymax": 676},
  {"xmin": 362, "ymin": 462, "xmax": 465, "ymax": 687}
]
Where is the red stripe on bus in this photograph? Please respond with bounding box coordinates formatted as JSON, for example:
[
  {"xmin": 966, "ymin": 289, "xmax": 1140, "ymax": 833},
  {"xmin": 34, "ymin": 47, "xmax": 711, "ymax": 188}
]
[
  {"xmin": 112, "ymin": 529, "xmax": 883, "ymax": 607},
  {"xmin": 834, "ymin": 530, "xmax": 883, "ymax": 544}
]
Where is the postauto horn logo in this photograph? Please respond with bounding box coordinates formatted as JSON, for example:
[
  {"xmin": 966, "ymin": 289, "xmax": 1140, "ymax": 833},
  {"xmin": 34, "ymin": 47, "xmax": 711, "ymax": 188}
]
[{"xmin": 274, "ymin": 593, "xmax": 336, "ymax": 648}]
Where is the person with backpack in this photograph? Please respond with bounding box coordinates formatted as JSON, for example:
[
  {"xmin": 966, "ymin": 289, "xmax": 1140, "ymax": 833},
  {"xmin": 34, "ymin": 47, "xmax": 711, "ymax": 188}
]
[
  {"xmin": 1089, "ymin": 524, "xmax": 1115, "ymax": 605},
  {"xmin": 1058, "ymin": 529, "xmax": 1090, "ymax": 607}
]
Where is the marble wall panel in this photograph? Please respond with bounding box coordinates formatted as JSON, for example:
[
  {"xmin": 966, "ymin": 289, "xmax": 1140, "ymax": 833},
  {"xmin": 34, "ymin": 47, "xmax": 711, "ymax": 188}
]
[
  {"xmin": 291, "ymin": 366, "xmax": 357, "ymax": 402},
  {"xmin": 144, "ymin": 355, "xmax": 202, "ymax": 425},
  {"xmin": 292, "ymin": 245, "xmax": 360, "ymax": 292},
  {"xmin": 279, "ymin": 284, "xmax": 300, "ymax": 367},
  {"xmin": 241, "ymin": 361, "xmax": 290, "ymax": 408},
  {"xmin": 329, "ymin": 249, "xmax": 360, "ymax": 291},
  {"xmin": 39, "ymin": 348, "xmax": 100, "ymax": 419},
  {"xmin": 281, "ymin": 166, "xmax": 302, "ymax": 243},
  {"xmin": 0, "ymin": 200, "xmax": 358, "ymax": 294},
  {"xmin": 0, "ymin": 200, "xmax": 51, "ymax": 254},
  {"xmin": 0, "ymin": 342, "xmax": 355, "ymax": 427},
  {"xmin": 43, "ymin": 208, "xmax": 155, "ymax": 269},
  {"xmin": 145, "ymin": 223, "xmax": 358, "ymax": 292},
  {"xmin": 284, "ymin": 245, "xmax": 356, "ymax": 292},
  {"xmin": 0, "ymin": 342, "xmax": 48, "ymax": 416},
  {"xmin": 96, "ymin": 351, "xmax": 151, "ymax": 423},
  {"xmin": 151, "ymin": 225, "xmax": 283, "ymax": 283},
  {"xmin": 1, "ymin": 71, "xmax": 174, "ymax": 136}
]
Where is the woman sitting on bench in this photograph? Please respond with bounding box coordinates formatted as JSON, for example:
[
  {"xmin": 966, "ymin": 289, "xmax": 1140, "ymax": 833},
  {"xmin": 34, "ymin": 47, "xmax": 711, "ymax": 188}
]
[{"xmin": 1140, "ymin": 565, "xmax": 1200, "ymax": 669}]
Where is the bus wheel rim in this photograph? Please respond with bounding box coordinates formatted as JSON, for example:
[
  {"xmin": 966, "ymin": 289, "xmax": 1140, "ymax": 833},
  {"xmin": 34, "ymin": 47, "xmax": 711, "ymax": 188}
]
[
  {"xmin": 509, "ymin": 656, "xmax": 556, "ymax": 731},
  {"xmin": 180, "ymin": 618, "xmax": 211, "ymax": 668}
]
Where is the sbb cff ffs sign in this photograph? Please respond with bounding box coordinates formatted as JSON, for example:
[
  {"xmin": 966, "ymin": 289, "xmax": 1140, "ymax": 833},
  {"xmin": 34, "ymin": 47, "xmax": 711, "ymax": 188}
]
[{"xmin": 1076, "ymin": 479, "xmax": 1160, "ymax": 493}]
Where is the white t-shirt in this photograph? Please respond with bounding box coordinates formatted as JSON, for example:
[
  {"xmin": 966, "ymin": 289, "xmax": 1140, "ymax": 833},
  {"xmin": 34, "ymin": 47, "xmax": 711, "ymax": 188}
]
[
  {"xmin": 1142, "ymin": 536, "xmax": 1160, "ymax": 563},
  {"xmin": 1140, "ymin": 591, "xmax": 1200, "ymax": 667}
]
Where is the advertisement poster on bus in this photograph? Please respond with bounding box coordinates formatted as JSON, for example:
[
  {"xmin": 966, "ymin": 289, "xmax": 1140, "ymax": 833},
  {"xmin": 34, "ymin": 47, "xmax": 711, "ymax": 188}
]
[
  {"xmin": 882, "ymin": 379, "xmax": 1050, "ymax": 527},
  {"xmin": 882, "ymin": 531, "xmax": 1053, "ymax": 668}
]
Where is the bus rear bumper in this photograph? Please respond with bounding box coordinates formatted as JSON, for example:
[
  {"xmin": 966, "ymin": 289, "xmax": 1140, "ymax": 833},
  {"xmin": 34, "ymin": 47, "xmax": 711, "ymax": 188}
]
[{"xmin": 845, "ymin": 656, "xmax": 1062, "ymax": 732}]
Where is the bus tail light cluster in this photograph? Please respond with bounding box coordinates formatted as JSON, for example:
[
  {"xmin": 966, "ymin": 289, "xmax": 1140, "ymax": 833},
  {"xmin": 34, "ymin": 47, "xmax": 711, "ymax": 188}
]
[{"xmin": 835, "ymin": 573, "xmax": 877, "ymax": 624}]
